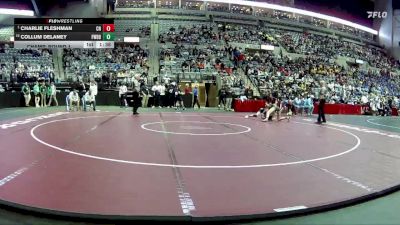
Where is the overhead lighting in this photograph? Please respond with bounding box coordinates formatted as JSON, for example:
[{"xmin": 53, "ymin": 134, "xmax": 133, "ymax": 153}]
[
  {"xmin": 193, "ymin": 0, "xmax": 378, "ymax": 35},
  {"xmin": 0, "ymin": 8, "xmax": 34, "ymax": 16}
]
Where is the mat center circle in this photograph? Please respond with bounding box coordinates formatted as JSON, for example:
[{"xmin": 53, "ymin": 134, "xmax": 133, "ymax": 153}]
[{"xmin": 141, "ymin": 121, "xmax": 251, "ymax": 135}]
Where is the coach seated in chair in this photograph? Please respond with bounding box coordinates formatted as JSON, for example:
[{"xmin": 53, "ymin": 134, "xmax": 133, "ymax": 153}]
[
  {"xmin": 303, "ymin": 95, "xmax": 314, "ymax": 116},
  {"xmin": 84, "ymin": 89, "xmax": 96, "ymax": 111},
  {"xmin": 294, "ymin": 97, "xmax": 303, "ymax": 115},
  {"xmin": 69, "ymin": 89, "xmax": 80, "ymax": 111}
]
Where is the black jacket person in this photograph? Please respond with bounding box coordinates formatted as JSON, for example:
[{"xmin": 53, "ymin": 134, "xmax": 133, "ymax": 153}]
[
  {"xmin": 132, "ymin": 76, "xmax": 141, "ymax": 115},
  {"xmin": 218, "ymin": 87, "xmax": 227, "ymax": 109}
]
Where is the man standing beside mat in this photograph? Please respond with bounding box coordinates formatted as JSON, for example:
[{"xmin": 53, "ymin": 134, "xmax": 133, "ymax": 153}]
[
  {"xmin": 192, "ymin": 85, "xmax": 200, "ymax": 109},
  {"xmin": 317, "ymin": 80, "xmax": 327, "ymax": 124},
  {"xmin": 132, "ymin": 75, "xmax": 141, "ymax": 115}
]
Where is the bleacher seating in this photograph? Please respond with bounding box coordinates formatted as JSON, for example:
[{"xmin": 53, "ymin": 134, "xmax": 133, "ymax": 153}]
[
  {"xmin": 114, "ymin": 19, "xmax": 151, "ymax": 40},
  {"xmin": 0, "ymin": 26, "xmax": 13, "ymax": 41},
  {"xmin": 0, "ymin": 46, "xmax": 54, "ymax": 82},
  {"xmin": 115, "ymin": 1, "xmax": 374, "ymax": 40},
  {"xmin": 63, "ymin": 44, "xmax": 149, "ymax": 84}
]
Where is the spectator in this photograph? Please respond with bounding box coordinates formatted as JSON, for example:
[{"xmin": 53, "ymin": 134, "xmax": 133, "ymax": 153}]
[
  {"xmin": 140, "ymin": 83, "xmax": 150, "ymax": 108},
  {"xmin": 69, "ymin": 89, "xmax": 80, "ymax": 111},
  {"xmin": 151, "ymin": 82, "xmax": 162, "ymax": 108},
  {"xmin": 89, "ymin": 81, "xmax": 98, "ymax": 110},
  {"xmin": 218, "ymin": 86, "xmax": 227, "ymax": 110},
  {"xmin": 47, "ymin": 82, "xmax": 58, "ymax": 107},
  {"xmin": 225, "ymin": 85, "xmax": 233, "ymax": 111},
  {"xmin": 40, "ymin": 81, "xmax": 47, "ymax": 107},
  {"xmin": 21, "ymin": 82, "xmax": 31, "ymax": 107},
  {"xmin": 175, "ymin": 84, "xmax": 185, "ymax": 110},
  {"xmin": 192, "ymin": 85, "xmax": 200, "ymax": 109},
  {"xmin": 184, "ymin": 83, "xmax": 191, "ymax": 95},
  {"xmin": 244, "ymin": 87, "xmax": 253, "ymax": 99},
  {"xmin": 32, "ymin": 81, "xmax": 40, "ymax": 107},
  {"xmin": 119, "ymin": 82, "xmax": 128, "ymax": 108},
  {"xmin": 159, "ymin": 82, "xmax": 166, "ymax": 107},
  {"xmin": 304, "ymin": 95, "xmax": 314, "ymax": 116},
  {"xmin": 84, "ymin": 89, "xmax": 96, "ymax": 111}
]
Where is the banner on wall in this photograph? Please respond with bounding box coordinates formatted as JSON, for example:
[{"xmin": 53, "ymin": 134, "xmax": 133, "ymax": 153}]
[
  {"xmin": 260, "ymin": 45, "xmax": 275, "ymax": 51},
  {"xmin": 356, "ymin": 59, "xmax": 364, "ymax": 64}
]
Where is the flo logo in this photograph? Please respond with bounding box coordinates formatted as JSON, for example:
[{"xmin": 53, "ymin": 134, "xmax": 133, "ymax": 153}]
[{"xmin": 367, "ymin": 11, "xmax": 388, "ymax": 18}]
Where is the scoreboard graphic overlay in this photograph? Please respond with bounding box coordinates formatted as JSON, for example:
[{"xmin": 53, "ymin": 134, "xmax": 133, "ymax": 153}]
[{"xmin": 14, "ymin": 18, "xmax": 115, "ymax": 49}]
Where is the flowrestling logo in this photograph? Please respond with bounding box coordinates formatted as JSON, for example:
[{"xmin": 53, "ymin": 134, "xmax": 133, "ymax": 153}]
[
  {"xmin": 367, "ymin": 11, "xmax": 388, "ymax": 19},
  {"xmin": 0, "ymin": 112, "xmax": 69, "ymax": 129}
]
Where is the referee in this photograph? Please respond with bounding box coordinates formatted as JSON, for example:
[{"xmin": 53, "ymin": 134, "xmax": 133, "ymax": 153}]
[
  {"xmin": 132, "ymin": 75, "xmax": 141, "ymax": 115},
  {"xmin": 317, "ymin": 80, "xmax": 327, "ymax": 124}
]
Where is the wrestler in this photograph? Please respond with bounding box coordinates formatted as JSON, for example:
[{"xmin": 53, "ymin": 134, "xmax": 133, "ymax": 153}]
[{"xmin": 244, "ymin": 101, "xmax": 271, "ymax": 119}]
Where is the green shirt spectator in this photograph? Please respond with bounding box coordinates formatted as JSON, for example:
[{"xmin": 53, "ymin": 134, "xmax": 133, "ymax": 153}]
[
  {"xmin": 33, "ymin": 83, "xmax": 40, "ymax": 95},
  {"xmin": 40, "ymin": 84, "xmax": 47, "ymax": 94},
  {"xmin": 47, "ymin": 85, "xmax": 53, "ymax": 96},
  {"xmin": 21, "ymin": 83, "xmax": 30, "ymax": 95}
]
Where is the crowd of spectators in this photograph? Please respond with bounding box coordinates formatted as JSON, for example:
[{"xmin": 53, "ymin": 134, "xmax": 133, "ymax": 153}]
[
  {"xmin": 159, "ymin": 24, "xmax": 252, "ymax": 96},
  {"xmin": 125, "ymin": 26, "xmax": 151, "ymax": 37},
  {"xmin": 114, "ymin": 1, "xmax": 373, "ymax": 40},
  {"xmin": 243, "ymin": 49, "xmax": 400, "ymax": 114},
  {"xmin": 206, "ymin": 3, "xmax": 229, "ymax": 13},
  {"xmin": 230, "ymin": 5, "xmax": 253, "ymax": 15},
  {"xmin": 116, "ymin": 0, "xmax": 154, "ymax": 8},
  {"xmin": 277, "ymin": 31, "xmax": 400, "ymax": 71},
  {"xmin": 0, "ymin": 44, "xmax": 54, "ymax": 83},
  {"xmin": 159, "ymin": 43, "xmax": 243, "ymax": 96},
  {"xmin": 159, "ymin": 40, "xmax": 250, "ymax": 82},
  {"xmin": 157, "ymin": 20, "xmax": 400, "ymax": 114},
  {"xmin": 159, "ymin": 24, "xmax": 215, "ymax": 45},
  {"xmin": 0, "ymin": 19, "xmax": 399, "ymax": 114},
  {"xmin": 63, "ymin": 44, "xmax": 149, "ymax": 87},
  {"xmin": 159, "ymin": 23, "xmax": 279, "ymax": 46},
  {"xmin": 159, "ymin": 23, "xmax": 383, "ymax": 71}
]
